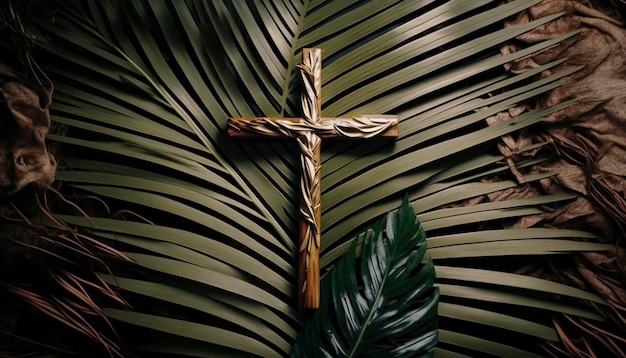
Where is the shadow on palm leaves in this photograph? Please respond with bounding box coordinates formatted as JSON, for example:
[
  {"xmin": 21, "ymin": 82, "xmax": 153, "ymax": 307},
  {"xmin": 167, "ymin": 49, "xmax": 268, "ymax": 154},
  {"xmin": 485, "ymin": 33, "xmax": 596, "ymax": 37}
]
[{"xmin": 1, "ymin": 0, "xmax": 612, "ymax": 357}]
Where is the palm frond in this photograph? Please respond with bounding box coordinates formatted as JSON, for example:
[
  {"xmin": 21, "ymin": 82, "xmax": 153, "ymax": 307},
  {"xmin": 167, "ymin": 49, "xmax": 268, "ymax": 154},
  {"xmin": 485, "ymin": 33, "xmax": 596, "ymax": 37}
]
[{"xmin": 35, "ymin": 0, "xmax": 610, "ymax": 356}]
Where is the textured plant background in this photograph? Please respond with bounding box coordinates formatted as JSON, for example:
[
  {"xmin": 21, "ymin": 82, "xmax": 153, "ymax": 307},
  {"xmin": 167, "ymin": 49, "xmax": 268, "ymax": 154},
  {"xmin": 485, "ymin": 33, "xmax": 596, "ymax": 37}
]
[{"xmin": 1, "ymin": 0, "xmax": 624, "ymax": 357}]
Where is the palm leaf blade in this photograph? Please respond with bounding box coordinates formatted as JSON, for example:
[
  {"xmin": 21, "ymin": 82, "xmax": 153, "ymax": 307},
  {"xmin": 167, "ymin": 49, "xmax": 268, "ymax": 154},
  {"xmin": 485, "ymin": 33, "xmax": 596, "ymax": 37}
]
[
  {"xmin": 436, "ymin": 266, "xmax": 607, "ymax": 305},
  {"xmin": 438, "ymin": 303, "xmax": 558, "ymax": 341},
  {"xmin": 437, "ymin": 284, "xmax": 604, "ymax": 321},
  {"xmin": 438, "ymin": 330, "xmax": 543, "ymax": 358},
  {"xmin": 100, "ymin": 275, "xmax": 294, "ymax": 353},
  {"xmin": 103, "ymin": 309, "xmax": 280, "ymax": 357}
]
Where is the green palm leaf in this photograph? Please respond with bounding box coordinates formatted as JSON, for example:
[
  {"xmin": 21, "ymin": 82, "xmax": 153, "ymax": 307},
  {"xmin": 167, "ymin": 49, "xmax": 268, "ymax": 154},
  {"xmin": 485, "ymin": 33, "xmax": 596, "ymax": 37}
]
[
  {"xmin": 36, "ymin": 0, "xmax": 610, "ymax": 356},
  {"xmin": 291, "ymin": 198, "xmax": 438, "ymax": 357}
]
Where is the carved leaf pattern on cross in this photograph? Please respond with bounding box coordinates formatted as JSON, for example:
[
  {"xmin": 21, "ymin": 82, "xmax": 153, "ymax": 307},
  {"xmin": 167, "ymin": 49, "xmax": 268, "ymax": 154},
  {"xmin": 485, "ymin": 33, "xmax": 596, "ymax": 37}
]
[
  {"xmin": 228, "ymin": 48, "xmax": 398, "ymax": 309},
  {"xmin": 295, "ymin": 49, "xmax": 322, "ymax": 303},
  {"xmin": 227, "ymin": 116, "xmax": 397, "ymax": 139}
]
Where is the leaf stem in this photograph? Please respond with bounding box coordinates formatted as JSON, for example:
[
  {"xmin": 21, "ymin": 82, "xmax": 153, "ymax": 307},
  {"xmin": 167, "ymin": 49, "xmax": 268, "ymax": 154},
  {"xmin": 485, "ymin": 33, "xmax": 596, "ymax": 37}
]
[{"xmin": 347, "ymin": 233, "xmax": 390, "ymax": 357}]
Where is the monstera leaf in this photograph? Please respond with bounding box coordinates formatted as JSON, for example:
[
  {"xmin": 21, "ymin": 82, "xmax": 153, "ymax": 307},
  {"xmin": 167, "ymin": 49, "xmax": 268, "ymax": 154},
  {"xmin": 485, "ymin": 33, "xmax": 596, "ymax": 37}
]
[
  {"xmin": 27, "ymin": 0, "xmax": 613, "ymax": 357},
  {"xmin": 291, "ymin": 197, "xmax": 438, "ymax": 357}
]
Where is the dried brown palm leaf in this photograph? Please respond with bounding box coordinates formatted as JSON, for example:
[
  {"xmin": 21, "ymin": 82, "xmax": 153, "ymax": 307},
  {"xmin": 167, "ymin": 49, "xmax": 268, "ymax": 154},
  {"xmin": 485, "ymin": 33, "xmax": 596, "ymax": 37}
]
[{"xmin": 1, "ymin": 189, "xmax": 134, "ymax": 357}]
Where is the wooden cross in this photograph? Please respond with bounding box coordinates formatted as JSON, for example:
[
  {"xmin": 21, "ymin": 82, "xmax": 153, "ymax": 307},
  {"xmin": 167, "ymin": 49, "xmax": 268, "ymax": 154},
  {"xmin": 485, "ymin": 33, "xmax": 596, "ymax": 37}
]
[{"xmin": 228, "ymin": 48, "xmax": 398, "ymax": 309}]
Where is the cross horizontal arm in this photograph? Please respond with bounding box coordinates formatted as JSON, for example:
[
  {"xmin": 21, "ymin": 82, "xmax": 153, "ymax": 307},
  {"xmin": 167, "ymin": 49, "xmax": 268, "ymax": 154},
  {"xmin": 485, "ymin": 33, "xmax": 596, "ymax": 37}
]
[{"xmin": 228, "ymin": 115, "xmax": 398, "ymax": 139}]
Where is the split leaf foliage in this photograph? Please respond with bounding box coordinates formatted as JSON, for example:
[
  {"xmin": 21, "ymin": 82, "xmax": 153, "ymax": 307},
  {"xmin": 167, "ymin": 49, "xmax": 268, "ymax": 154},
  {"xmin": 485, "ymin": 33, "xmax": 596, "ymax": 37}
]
[{"xmin": 291, "ymin": 197, "xmax": 438, "ymax": 358}]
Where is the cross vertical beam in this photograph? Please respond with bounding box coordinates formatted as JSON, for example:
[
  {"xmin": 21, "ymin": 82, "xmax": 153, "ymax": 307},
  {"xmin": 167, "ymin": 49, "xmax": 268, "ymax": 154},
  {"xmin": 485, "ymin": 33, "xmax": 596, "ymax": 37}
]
[
  {"xmin": 295, "ymin": 48, "xmax": 323, "ymax": 310},
  {"xmin": 228, "ymin": 48, "xmax": 398, "ymax": 309}
]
